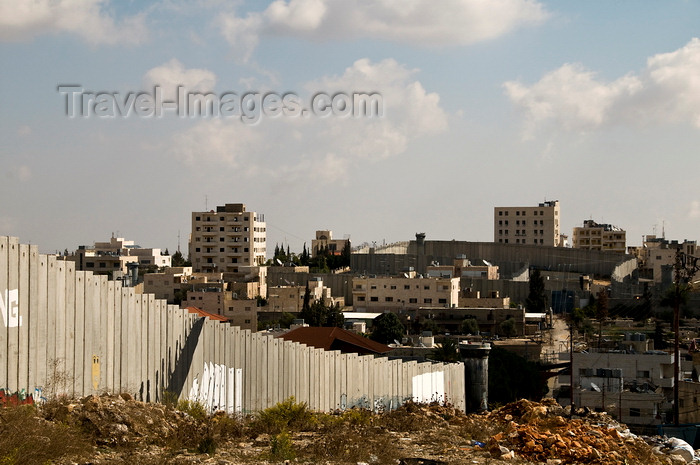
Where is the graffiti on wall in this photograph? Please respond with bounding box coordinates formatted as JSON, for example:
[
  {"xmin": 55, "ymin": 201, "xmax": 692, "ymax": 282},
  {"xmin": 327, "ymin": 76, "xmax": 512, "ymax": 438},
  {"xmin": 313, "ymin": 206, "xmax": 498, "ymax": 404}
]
[
  {"xmin": 0, "ymin": 388, "xmax": 45, "ymax": 407},
  {"xmin": 0, "ymin": 288, "xmax": 22, "ymax": 328},
  {"xmin": 189, "ymin": 362, "xmax": 242, "ymax": 415}
]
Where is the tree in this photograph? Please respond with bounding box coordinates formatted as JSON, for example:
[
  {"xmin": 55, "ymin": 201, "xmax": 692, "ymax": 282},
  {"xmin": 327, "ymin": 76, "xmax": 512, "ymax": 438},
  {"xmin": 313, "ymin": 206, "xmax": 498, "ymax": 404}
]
[
  {"xmin": 499, "ymin": 318, "xmax": 517, "ymax": 338},
  {"xmin": 430, "ymin": 337, "xmax": 460, "ymax": 362},
  {"xmin": 525, "ymin": 268, "xmax": 547, "ymax": 313},
  {"xmin": 171, "ymin": 250, "xmax": 189, "ymax": 267},
  {"xmin": 325, "ymin": 303, "xmax": 345, "ymax": 328},
  {"xmin": 461, "ymin": 317, "xmax": 479, "ymax": 335},
  {"xmin": 371, "ymin": 313, "xmax": 405, "ymax": 344}
]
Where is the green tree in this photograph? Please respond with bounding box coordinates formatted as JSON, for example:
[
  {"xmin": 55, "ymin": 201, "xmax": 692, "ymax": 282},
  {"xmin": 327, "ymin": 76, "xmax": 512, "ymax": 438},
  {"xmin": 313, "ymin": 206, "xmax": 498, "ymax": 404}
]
[
  {"xmin": 279, "ymin": 312, "xmax": 297, "ymax": 328},
  {"xmin": 371, "ymin": 313, "xmax": 405, "ymax": 344},
  {"xmin": 171, "ymin": 250, "xmax": 190, "ymax": 267},
  {"xmin": 430, "ymin": 337, "xmax": 460, "ymax": 362},
  {"xmin": 499, "ymin": 318, "xmax": 517, "ymax": 337},
  {"xmin": 461, "ymin": 317, "xmax": 479, "ymax": 335},
  {"xmin": 525, "ymin": 268, "xmax": 547, "ymax": 313},
  {"xmin": 324, "ymin": 303, "xmax": 345, "ymax": 328}
]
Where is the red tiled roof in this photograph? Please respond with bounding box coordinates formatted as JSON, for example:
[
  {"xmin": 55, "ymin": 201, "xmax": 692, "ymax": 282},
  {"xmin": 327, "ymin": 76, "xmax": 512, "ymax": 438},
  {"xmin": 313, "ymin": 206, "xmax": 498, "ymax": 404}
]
[
  {"xmin": 185, "ymin": 306, "xmax": 228, "ymax": 322},
  {"xmin": 279, "ymin": 327, "xmax": 391, "ymax": 355}
]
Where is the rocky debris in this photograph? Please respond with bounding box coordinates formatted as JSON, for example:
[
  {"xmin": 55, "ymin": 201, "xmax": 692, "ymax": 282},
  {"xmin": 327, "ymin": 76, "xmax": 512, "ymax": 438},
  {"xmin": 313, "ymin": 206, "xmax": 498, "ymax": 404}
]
[
  {"xmin": 483, "ymin": 399, "xmax": 681, "ymax": 464},
  {"xmin": 17, "ymin": 395, "xmax": 700, "ymax": 464}
]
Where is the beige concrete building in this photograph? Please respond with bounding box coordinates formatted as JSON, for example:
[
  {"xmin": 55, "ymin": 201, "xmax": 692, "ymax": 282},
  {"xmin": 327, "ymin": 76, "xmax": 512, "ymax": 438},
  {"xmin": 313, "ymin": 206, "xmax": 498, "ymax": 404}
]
[
  {"xmin": 494, "ymin": 200, "xmax": 560, "ymax": 246},
  {"xmin": 572, "ymin": 220, "xmax": 626, "ymax": 253},
  {"xmin": 184, "ymin": 289, "xmax": 258, "ymax": 331},
  {"xmin": 311, "ymin": 230, "xmax": 349, "ymax": 257},
  {"xmin": 267, "ymin": 277, "xmax": 341, "ymax": 313},
  {"xmin": 190, "ymin": 203, "xmax": 266, "ymax": 273},
  {"xmin": 426, "ymin": 257, "xmax": 499, "ymax": 280},
  {"xmin": 352, "ymin": 275, "xmax": 460, "ymax": 312},
  {"xmin": 629, "ymin": 235, "xmax": 698, "ymax": 283},
  {"xmin": 72, "ymin": 236, "xmax": 171, "ymax": 275}
]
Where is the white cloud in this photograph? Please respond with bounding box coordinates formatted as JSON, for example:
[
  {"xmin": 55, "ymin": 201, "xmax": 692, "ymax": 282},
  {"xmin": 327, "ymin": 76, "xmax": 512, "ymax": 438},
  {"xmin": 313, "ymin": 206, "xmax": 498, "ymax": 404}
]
[
  {"xmin": 505, "ymin": 38, "xmax": 700, "ymax": 135},
  {"xmin": 0, "ymin": 0, "xmax": 148, "ymax": 45},
  {"xmin": 144, "ymin": 59, "xmax": 217, "ymax": 100},
  {"xmin": 689, "ymin": 200, "xmax": 700, "ymax": 220},
  {"xmin": 170, "ymin": 58, "xmax": 448, "ymax": 184},
  {"xmin": 170, "ymin": 119, "xmax": 264, "ymax": 168},
  {"xmin": 218, "ymin": 0, "xmax": 549, "ymax": 60}
]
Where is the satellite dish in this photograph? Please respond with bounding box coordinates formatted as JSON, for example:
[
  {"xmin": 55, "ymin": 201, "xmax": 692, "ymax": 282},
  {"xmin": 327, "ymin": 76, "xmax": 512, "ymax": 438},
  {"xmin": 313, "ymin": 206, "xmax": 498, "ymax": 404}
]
[
  {"xmin": 403, "ymin": 273, "xmax": 409, "ymax": 278},
  {"xmin": 590, "ymin": 382, "xmax": 601, "ymax": 392},
  {"xmin": 394, "ymin": 339, "xmax": 401, "ymax": 346},
  {"xmin": 275, "ymin": 258, "xmax": 283, "ymax": 265},
  {"xmin": 483, "ymin": 260, "xmax": 493, "ymax": 267}
]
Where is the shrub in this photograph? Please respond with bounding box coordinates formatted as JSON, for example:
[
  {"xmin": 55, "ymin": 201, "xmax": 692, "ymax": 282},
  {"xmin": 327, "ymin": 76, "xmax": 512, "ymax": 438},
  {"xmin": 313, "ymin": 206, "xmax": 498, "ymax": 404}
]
[
  {"xmin": 176, "ymin": 399, "xmax": 208, "ymax": 421},
  {"xmin": 270, "ymin": 431, "xmax": 295, "ymax": 460},
  {"xmin": 251, "ymin": 397, "xmax": 316, "ymax": 435}
]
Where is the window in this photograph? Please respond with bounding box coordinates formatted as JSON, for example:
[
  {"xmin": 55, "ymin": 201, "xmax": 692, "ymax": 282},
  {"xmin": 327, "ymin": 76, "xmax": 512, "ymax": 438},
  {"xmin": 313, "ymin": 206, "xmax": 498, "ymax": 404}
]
[
  {"xmin": 220, "ymin": 248, "xmax": 224, "ymax": 252},
  {"xmin": 629, "ymin": 408, "xmax": 641, "ymax": 417},
  {"xmin": 220, "ymin": 217, "xmax": 224, "ymax": 221},
  {"xmin": 409, "ymin": 298, "xmax": 417, "ymax": 303},
  {"xmin": 220, "ymin": 237, "xmax": 224, "ymax": 242},
  {"xmin": 499, "ymin": 220, "xmax": 502, "ymax": 225},
  {"xmin": 196, "ymin": 216, "xmax": 201, "ymax": 221},
  {"xmin": 370, "ymin": 285, "xmax": 377, "ymax": 289},
  {"xmin": 357, "ymin": 296, "xmax": 365, "ymax": 302},
  {"xmin": 438, "ymin": 298, "xmax": 447, "ymax": 304},
  {"xmin": 516, "ymin": 239, "xmax": 520, "ymax": 244},
  {"xmin": 637, "ymin": 370, "xmax": 650, "ymax": 378},
  {"xmin": 390, "ymin": 285, "xmax": 397, "ymax": 289},
  {"xmin": 424, "ymin": 298, "xmax": 432, "ymax": 304},
  {"xmin": 404, "ymin": 285, "xmax": 410, "ymax": 290},
  {"xmin": 516, "ymin": 211, "xmax": 520, "ymax": 216},
  {"xmin": 516, "ymin": 220, "xmax": 520, "ymax": 225},
  {"xmin": 522, "ymin": 220, "xmax": 526, "ymax": 226},
  {"xmin": 534, "ymin": 211, "xmax": 537, "ymax": 216},
  {"xmin": 385, "ymin": 297, "xmax": 393, "ymax": 302},
  {"xmin": 219, "ymin": 227, "xmax": 224, "ymax": 231},
  {"xmin": 424, "ymin": 285, "xmax": 430, "ymax": 290},
  {"xmin": 505, "ymin": 220, "xmax": 509, "ymax": 226},
  {"xmin": 244, "ymin": 319, "xmax": 251, "ymax": 324},
  {"xmin": 370, "ymin": 297, "xmax": 378, "ymax": 302},
  {"xmin": 499, "ymin": 211, "xmax": 503, "ymax": 216},
  {"xmin": 504, "ymin": 239, "xmax": 508, "ymax": 243}
]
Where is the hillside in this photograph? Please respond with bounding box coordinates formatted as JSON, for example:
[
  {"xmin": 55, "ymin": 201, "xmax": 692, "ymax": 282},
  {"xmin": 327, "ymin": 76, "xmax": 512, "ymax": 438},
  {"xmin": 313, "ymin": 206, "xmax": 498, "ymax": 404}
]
[{"xmin": 0, "ymin": 394, "xmax": 693, "ymax": 465}]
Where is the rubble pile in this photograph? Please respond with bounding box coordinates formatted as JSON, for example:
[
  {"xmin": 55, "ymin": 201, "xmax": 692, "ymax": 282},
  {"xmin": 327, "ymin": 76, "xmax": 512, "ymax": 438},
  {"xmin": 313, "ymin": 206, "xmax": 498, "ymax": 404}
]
[
  {"xmin": 43, "ymin": 393, "xmax": 206, "ymax": 448},
  {"xmin": 484, "ymin": 399, "xmax": 675, "ymax": 464}
]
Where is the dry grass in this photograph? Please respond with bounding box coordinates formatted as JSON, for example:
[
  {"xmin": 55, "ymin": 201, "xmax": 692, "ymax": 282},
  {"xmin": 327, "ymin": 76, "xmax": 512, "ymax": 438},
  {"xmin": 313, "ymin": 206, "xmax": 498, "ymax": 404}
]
[{"xmin": 0, "ymin": 404, "xmax": 92, "ymax": 465}]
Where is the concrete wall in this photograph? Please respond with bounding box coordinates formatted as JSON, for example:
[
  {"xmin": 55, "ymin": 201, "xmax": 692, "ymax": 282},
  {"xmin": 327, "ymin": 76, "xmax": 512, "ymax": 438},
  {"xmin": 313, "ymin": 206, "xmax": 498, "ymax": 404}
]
[
  {"xmin": 0, "ymin": 236, "xmax": 464, "ymax": 413},
  {"xmin": 353, "ymin": 240, "xmax": 632, "ymax": 279}
]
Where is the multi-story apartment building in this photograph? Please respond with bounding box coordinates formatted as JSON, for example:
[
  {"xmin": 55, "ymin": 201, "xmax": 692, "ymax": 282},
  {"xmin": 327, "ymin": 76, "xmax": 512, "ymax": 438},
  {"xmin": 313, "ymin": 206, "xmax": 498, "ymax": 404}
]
[
  {"xmin": 352, "ymin": 275, "xmax": 460, "ymax": 312},
  {"xmin": 311, "ymin": 230, "xmax": 349, "ymax": 257},
  {"xmin": 572, "ymin": 220, "xmax": 626, "ymax": 253},
  {"xmin": 494, "ymin": 200, "xmax": 560, "ymax": 246},
  {"xmin": 628, "ymin": 235, "xmax": 698, "ymax": 283},
  {"xmin": 189, "ymin": 203, "xmax": 266, "ymax": 273},
  {"xmin": 72, "ymin": 235, "xmax": 171, "ymax": 275}
]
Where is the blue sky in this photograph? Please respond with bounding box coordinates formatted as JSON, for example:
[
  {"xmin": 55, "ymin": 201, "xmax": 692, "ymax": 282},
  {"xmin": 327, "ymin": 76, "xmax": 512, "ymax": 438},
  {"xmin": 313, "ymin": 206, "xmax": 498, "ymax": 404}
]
[{"xmin": 1, "ymin": 0, "xmax": 699, "ymax": 255}]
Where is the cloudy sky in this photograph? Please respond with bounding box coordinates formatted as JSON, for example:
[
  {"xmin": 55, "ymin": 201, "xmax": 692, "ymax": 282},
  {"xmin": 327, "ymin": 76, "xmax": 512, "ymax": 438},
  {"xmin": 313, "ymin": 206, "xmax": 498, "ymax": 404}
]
[{"xmin": 1, "ymin": 0, "xmax": 699, "ymax": 255}]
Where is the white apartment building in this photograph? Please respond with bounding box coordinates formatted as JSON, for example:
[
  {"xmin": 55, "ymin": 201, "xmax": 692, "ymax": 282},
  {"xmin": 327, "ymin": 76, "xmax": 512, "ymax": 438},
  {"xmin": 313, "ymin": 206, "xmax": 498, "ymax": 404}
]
[
  {"xmin": 190, "ymin": 203, "xmax": 266, "ymax": 273},
  {"xmin": 72, "ymin": 235, "xmax": 171, "ymax": 274},
  {"xmin": 494, "ymin": 200, "xmax": 560, "ymax": 246}
]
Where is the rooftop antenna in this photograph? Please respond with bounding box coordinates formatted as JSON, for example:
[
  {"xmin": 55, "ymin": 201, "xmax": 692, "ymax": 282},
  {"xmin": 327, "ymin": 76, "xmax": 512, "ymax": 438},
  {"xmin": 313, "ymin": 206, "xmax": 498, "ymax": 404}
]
[
  {"xmin": 662, "ymin": 220, "xmax": 666, "ymax": 239},
  {"xmin": 177, "ymin": 230, "xmax": 181, "ymax": 253},
  {"xmin": 205, "ymin": 195, "xmax": 208, "ymax": 211}
]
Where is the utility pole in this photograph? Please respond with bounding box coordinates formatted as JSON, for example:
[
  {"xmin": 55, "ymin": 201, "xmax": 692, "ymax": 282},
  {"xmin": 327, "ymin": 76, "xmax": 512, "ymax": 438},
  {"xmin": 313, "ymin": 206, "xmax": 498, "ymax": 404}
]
[
  {"xmin": 570, "ymin": 316, "xmax": 575, "ymax": 417},
  {"xmin": 673, "ymin": 246, "xmax": 700, "ymax": 426}
]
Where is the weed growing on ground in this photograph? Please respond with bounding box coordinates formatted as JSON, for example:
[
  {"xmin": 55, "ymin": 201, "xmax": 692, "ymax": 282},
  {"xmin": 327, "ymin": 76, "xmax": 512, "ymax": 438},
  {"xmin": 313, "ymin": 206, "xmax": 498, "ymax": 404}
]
[{"xmin": 270, "ymin": 431, "xmax": 296, "ymax": 461}]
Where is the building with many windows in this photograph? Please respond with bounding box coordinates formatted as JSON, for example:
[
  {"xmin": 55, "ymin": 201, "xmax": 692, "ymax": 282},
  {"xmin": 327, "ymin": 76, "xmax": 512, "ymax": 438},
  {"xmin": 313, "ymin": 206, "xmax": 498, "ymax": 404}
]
[
  {"xmin": 71, "ymin": 235, "xmax": 171, "ymax": 275},
  {"xmin": 494, "ymin": 200, "xmax": 560, "ymax": 246},
  {"xmin": 352, "ymin": 274, "xmax": 459, "ymax": 312},
  {"xmin": 572, "ymin": 220, "xmax": 626, "ymax": 253},
  {"xmin": 189, "ymin": 203, "xmax": 266, "ymax": 273}
]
